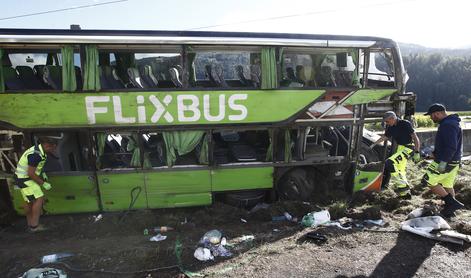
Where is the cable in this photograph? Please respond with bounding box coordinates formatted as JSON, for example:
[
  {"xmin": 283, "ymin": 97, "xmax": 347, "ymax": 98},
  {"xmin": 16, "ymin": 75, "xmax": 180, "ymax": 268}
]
[
  {"xmin": 0, "ymin": 0, "xmax": 129, "ymax": 22},
  {"xmin": 119, "ymin": 186, "xmax": 142, "ymax": 222},
  {"xmin": 186, "ymin": 0, "xmax": 422, "ymax": 31}
]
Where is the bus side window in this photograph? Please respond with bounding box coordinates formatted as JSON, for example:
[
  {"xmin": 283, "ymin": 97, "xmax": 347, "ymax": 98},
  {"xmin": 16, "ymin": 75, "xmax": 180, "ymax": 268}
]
[
  {"xmin": 365, "ymin": 50, "xmax": 395, "ymax": 88},
  {"xmin": 190, "ymin": 50, "xmax": 261, "ymax": 89},
  {"xmin": 212, "ymin": 130, "xmax": 269, "ymax": 164}
]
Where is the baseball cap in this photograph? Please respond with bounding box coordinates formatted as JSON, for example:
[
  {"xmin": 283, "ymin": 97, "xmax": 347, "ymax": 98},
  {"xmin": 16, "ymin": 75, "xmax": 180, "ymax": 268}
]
[
  {"xmin": 424, "ymin": 103, "xmax": 446, "ymax": 115},
  {"xmin": 382, "ymin": 111, "xmax": 396, "ymax": 121}
]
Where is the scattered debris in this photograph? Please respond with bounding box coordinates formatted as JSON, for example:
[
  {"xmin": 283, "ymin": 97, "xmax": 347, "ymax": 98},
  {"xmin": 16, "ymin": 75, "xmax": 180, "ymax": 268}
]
[
  {"xmin": 153, "ymin": 226, "xmax": 174, "ymax": 233},
  {"xmin": 401, "ymin": 216, "xmax": 467, "ymax": 245},
  {"xmin": 194, "ymin": 247, "xmax": 214, "ymax": 261},
  {"xmin": 240, "ymin": 218, "xmax": 247, "ymax": 223},
  {"xmin": 301, "ymin": 210, "xmax": 331, "ymax": 227},
  {"xmin": 305, "ymin": 231, "xmax": 328, "ymax": 244},
  {"xmin": 92, "ymin": 214, "xmax": 102, "ymax": 223},
  {"xmin": 21, "ymin": 268, "xmax": 67, "ymax": 278},
  {"xmin": 249, "ymin": 203, "xmax": 270, "ymax": 213},
  {"xmin": 41, "ymin": 253, "xmax": 74, "ymax": 264},
  {"xmin": 149, "ymin": 234, "xmax": 167, "ymax": 242},
  {"xmin": 195, "ymin": 230, "xmax": 233, "ymax": 261}
]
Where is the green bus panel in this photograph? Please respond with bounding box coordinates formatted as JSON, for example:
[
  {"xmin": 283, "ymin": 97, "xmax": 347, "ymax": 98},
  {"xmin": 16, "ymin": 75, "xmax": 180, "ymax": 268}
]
[
  {"xmin": 43, "ymin": 174, "xmax": 100, "ymax": 214},
  {"xmin": 211, "ymin": 167, "xmax": 274, "ymax": 192},
  {"xmin": 97, "ymin": 172, "xmax": 147, "ymax": 211},
  {"xmin": 146, "ymin": 193, "xmax": 212, "ymax": 208},
  {"xmin": 145, "ymin": 170, "xmax": 211, "ymax": 208}
]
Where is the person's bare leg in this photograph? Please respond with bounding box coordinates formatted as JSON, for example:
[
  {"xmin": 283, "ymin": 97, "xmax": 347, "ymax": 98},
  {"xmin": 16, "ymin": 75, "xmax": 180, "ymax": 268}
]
[
  {"xmin": 24, "ymin": 202, "xmax": 33, "ymax": 227},
  {"xmin": 430, "ymin": 185, "xmax": 448, "ymax": 198},
  {"xmin": 30, "ymin": 197, "xmax": 44, "ymax": 227},
  {"xmin": 445, "ymin": 188, "xmax": 455, "ymax": 197}
]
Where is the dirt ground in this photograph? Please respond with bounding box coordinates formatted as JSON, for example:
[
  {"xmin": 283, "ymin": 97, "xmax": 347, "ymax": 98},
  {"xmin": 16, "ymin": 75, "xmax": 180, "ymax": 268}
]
[{"xmin": 1, "ymin": 162, "xmax": 471, "ymax": 278}]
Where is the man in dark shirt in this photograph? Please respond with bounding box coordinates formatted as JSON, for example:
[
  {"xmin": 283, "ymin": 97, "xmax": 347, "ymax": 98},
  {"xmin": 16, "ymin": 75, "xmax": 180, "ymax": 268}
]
[
  {"xmin": 422, "ymin": 104, "xmax": 464, "ymax": 217},
  {"xmin": 370, "ymin": 111, "xmax": 420, "ymax": 198}
]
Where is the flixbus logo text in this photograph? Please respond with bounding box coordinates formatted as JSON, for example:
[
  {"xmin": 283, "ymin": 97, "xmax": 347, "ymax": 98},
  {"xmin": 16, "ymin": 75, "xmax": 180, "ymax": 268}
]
[{"xmin": 85, "ymin": 94, "xmax": 248, "ymax": 124}]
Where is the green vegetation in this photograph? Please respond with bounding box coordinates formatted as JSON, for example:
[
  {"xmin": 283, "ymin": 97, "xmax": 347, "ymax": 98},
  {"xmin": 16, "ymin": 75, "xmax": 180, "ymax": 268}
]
[{"xmin": 403, "ymin": 53, "xmax": 471, "ymax": 112}]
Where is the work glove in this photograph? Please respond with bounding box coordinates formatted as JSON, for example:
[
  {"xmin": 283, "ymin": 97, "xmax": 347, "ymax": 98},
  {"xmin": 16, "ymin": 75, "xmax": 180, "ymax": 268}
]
[
  {"xmin": 437, "ymin": 161, "xmax": 447, "ymax": 173},
  {"xmin": 42, "ymin": 182, "xmax": 52, "ymax": 191},
  {"xmin": 412, "ymin": 152, "xmax": 421, "ymax": 163}
]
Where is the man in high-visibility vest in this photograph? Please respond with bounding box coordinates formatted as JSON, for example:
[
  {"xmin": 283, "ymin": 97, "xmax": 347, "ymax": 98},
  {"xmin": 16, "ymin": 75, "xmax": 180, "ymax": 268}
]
[
  {"xmin": 422, "ymin": 103, "xmax": 464, "ymax": 218},
  {"xmin": 370, "ymin": 111, "xmax": 421, "ymax": 198},
  {"xmin": 15, "ymin": 136, "xmax": 58, "ymax": 232}
]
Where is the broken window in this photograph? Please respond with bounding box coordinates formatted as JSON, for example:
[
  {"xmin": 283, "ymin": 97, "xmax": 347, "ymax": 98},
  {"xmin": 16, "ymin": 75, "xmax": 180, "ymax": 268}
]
[
  {"xmin": 364, "ymin": 49, "xmax": 395, "ymax": 87},
  {"xmin": 189, "ymin": 47, "xmax": 261, "ymax": 88},
  {"xmin": 96, "ymin": 132, "xmax": 137, "ymax": 169},
  {"xmin": 97, "ymin": 47, "xmax": 182, "ymax": 90},
  {"xmin": 212, "ymin": 130, "xmax": 269, "ymax": 164},
  {"xmin": 34, "ymin": 132, "xmax": 92, "ymax": 172},
  {"xmin": 3, "ymin": 48, "xmax": 82, "ymax": 91},
  {"xmin": 280, "ymin": 48, "xmax": 359, "ymax": 88}
]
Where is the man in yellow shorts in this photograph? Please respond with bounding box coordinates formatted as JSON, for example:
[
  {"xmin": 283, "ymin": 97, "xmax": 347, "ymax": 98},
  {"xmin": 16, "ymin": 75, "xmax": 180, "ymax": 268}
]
[
  {"xmin": 422, "ymin": 104, "xmax": 464, "ymax": 218},
  {"xmin": 15, "ymin": 136, "xmax": 58, "ymax": 232},
  {"xmin": 370, "ymin": 111, "xmax": 421, "ymax": 198}
]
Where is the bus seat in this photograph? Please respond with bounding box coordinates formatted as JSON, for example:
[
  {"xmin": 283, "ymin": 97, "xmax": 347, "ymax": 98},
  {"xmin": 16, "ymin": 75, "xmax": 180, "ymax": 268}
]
[
  {"xmin": 169, "ymin": 67, "xmax": 183, "ymax": 88},
  {"xmin": 230, "ymin": 144, "xmax": 257, "ymax": 162},
  {"xmin": 109, "ymin": 66, "xmax": 125, "ymax": 89},
  {"xmin": 250, "ymin": 64, "xmax": 261, "ymax": 87},
  {"xmin": 33, "ymin": 65, "xmax": 46, "ymax": 82},
  {"xmin": 140, "ymin": 65, "xmax": 159, "ymax": 88},
  {"xmin": 75, "ymin": 66, "xmax": 83, "ymax": 90},
  {"xmin": 16, "ymin": 66, "xmax": 46, "ymax": 89},
  {"xmin": 296, "ymin": 65, "xmax": 307, "ymax": 84},
  {"xmin": 209, "ymin": 63, "xmax": 228, "ymax": 87},
  {"xmin": 316, "ymin": 66, "xmax": 337, "ymax": 87},
  {"xmin": 3, "ymin": 66, "xmax": 24, "ymax": 90},
  {"xmin": 43, "ymin": 65, "xmax": 63, "ymax": 90},
  {"xmin": 333, "ymin": 70, "xmax": 352, "ymax": 87},
  {"xmin": 127, "ymin": 67, "xmax": 148, "ymax": 88},
  {"xmin": 236, "ymin": 65, "xmax": 251, "ymax": 87}
]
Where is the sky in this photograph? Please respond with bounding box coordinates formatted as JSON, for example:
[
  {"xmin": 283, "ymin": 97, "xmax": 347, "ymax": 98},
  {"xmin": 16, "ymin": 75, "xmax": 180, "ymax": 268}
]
[{"xmin": 0, "ymin": 0, "xmax": 470, "ymax": 48}]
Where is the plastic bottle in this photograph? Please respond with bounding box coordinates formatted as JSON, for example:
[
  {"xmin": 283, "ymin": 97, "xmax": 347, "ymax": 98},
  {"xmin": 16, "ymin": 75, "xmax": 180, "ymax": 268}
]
[
  {"xmin": 41, "ymin": 253, "xmax": 74, "ymax": 264},
  {"xmin": 153, "ymin": 226, "xmax": 174, "ymax": 233}
]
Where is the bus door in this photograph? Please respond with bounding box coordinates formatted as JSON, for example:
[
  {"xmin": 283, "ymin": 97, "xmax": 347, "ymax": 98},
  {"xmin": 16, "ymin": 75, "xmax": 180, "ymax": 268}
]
[
  {"xmin": 43, "ymin": 132, "xmax": 99, "ymax": 214},
  {"xmin": 95, "ymin": 133, "xmax": 148, "ymax": 211},
  {"xmin": 142, "ymin": 132, "xmax": 212, "ymax": 208}
]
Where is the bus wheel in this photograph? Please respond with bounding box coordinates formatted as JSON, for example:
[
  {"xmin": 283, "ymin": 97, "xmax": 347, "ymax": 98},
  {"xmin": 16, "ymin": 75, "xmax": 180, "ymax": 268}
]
[{"xmin": 276, "ymin": 168, "xmax": 314, "ymax": 201}]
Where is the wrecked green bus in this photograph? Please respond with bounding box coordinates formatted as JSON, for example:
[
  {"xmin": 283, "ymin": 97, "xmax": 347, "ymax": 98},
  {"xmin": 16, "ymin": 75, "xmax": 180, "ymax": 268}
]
[{"xmin": 0, "ymin": 29, "xmax": 415, "ymax": 214}]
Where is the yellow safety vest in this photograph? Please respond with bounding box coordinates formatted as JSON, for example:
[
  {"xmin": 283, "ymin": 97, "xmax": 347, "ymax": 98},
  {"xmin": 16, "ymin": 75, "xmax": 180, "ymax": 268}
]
[{"xmin": 15, "ymin": 144, "xmax": 47, "ymax": 179}]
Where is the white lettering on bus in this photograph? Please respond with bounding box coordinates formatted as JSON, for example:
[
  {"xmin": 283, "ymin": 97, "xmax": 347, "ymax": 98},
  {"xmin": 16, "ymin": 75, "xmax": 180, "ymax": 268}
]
[
  {"xmin": 85, "ymin": 96, "xmax": 110, "ymax": 124},
  {"xmin": 113, "ymin": 96, "xmax": 136, "ymax": 124},
  {"xmin": 85, "ymin": 94, "xmax": 248, "ymax": 124},
  {"xmin": 228, "ymin": 94, "xmax": 248, "ymax": 121},
  {"xmin": 177, "ymin": 95, "xmax": 200, "ymax": 122},
  {"xmin": 136, "ymin": 95, "xmax": 146, "ymax": 123},
  {"xmin": 149, "ymin": 95, "xmax": 173, "ymax": 123},
  {"xmin": 203, "ymin": 94, "xmax": 225, "ymax": 122}
]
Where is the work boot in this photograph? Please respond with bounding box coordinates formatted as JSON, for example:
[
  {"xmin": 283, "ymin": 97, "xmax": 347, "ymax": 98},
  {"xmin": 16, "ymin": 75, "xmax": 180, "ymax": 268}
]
[{"xmin": 441, "ymin": 194, "xmax": 464, "ymax": 217}]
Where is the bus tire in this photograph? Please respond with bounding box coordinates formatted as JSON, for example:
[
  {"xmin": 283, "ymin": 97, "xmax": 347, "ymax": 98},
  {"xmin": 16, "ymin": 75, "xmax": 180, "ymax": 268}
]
[{"xmin": 276, "ymin": 168, "xmax": 314, "ymax": 201}]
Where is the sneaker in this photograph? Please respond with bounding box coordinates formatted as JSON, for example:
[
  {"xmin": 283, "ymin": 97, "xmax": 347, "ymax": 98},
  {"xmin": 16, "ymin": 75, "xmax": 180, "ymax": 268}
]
[{"xmin": 28, "ymin": 224, "xmax": 48, "ymax": 233}]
